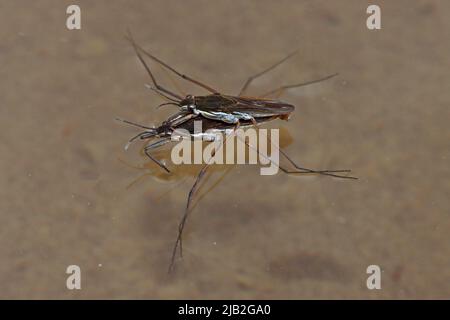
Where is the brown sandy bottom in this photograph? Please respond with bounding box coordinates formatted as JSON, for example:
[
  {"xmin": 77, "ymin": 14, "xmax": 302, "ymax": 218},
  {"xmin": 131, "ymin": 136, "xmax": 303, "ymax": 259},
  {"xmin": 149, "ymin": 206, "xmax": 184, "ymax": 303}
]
[{"xmin": 0, "ymin": 0, "xmax": 448, "ymax": 299}]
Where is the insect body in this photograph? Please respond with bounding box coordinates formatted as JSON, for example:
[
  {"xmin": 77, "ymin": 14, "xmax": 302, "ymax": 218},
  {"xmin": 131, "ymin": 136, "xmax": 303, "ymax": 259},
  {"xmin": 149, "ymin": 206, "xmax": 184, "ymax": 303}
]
[
  {"xmin": 121, "ymin": 32, "xmax": 356, "ymax": 273},
  {"xmin": 126, "ymin": 31, "xmax": 335, "ymax": 129},
  {"xmin": 117, "ymin": 111, "xmax": 278, "ymax": 149},
  {"xmin": 179, "ymin": 94, "xmax": 295, "ymax": 124}
]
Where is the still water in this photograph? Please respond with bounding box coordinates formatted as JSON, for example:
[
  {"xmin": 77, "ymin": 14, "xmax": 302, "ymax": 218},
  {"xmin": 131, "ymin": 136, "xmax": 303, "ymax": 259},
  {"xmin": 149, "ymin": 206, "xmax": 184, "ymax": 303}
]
[{"xmin": 0, "ymin": 1, "xmax": 448, "ymax": 298}]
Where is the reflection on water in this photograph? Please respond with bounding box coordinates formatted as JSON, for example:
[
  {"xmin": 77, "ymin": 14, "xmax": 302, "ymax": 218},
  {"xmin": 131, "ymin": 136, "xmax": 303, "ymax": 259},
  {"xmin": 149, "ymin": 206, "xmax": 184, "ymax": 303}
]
[
  {"xmin": 118, "ymin": 125, "xmax": 294, "ymax": 208},
  {"xmin": 1, "ymin": 0, "xmax": 449, "ymax": 299}
]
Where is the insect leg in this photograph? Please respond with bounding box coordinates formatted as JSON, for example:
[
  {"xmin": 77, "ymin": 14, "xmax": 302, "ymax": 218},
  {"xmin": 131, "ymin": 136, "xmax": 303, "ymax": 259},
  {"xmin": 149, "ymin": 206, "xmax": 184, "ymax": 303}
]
[
  {"xmin": 144, "ymin": 137, "xmax": 172, "ymax": 173},
  {"xmin": 144, "ymin": 84, "xmax": 181, "ymax": 103},
  {"xmin": 168, "ymin": 122, "xmax": 240, "ymax": 273},
  {"xmin": 251, "ymin": 141, "xmax": 356, "ymax": 178},
  {"xmin": 278, "ymin": 149, "xmax": 357, "ymax": 179},
  {"xmin": 238, "ymin": 50, "xmax": 298, "ymax": 96},
  {"xmin": 273, "ymin": 139, "xmax": 357, "ymax": 179},
  {"xmin": 126, "ymin": 32, "xmax": 219, "ymax": 94},
  {"xmin": 239, "ymin": 125, "xmax": 357, "ymax": 179},
  {"xmin": 260, "ymin": 73, "xmax": 339, "ymax": 99},
  {"xmin": 126, "ymin": 31, "xmax": 183, "ymax": 101},
  {"xmin": 159, "ymin": 63, "xmax": 187, "ymax": 97}
]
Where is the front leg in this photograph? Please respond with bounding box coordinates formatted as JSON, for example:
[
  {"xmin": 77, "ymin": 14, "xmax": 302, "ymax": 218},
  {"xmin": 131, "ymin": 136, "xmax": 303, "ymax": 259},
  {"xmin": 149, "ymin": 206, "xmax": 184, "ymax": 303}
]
[{"xmin": 144, "ymin": 137, "xmax": 172, "ymax": 173}]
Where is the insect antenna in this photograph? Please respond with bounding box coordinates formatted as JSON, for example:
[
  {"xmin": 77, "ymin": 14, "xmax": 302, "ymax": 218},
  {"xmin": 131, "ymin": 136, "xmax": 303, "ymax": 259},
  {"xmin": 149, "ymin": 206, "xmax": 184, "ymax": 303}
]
[
  {"xmin": 115, "ymin": 117, "xmax": 155, "ymax": 130},
  {"xmin": 115, "ymin": 117, "xmax": 158, "ymax": 150}
]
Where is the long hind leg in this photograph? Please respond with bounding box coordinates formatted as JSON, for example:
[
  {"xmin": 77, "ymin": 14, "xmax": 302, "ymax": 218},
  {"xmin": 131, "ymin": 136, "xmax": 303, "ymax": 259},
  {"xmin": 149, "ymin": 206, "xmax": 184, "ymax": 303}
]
[
  {"xmin": 253, "ymin": 142, "xmax": 356, "ymax": 179},
  {"xmin": 238, "ymin": 50, "xmax": 298, "ymax": 96},
  {"xmin": 260, "ymin": 73, "xmax": 339, "ymax": 99},
  {"xmin": 275, "ymin": 144, "xmax": 357, "ymax": 179},
  {"xmin": 246, "ymin": 119, "xmax": 355, "ymax": 179}
]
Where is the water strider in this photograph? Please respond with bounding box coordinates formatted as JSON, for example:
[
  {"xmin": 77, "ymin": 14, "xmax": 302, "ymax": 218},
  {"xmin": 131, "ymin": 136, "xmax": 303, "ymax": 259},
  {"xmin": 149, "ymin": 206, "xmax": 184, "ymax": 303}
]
[{"xmin": 119, "ymin": 32, "xmax": 357, "ymax": 273}]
